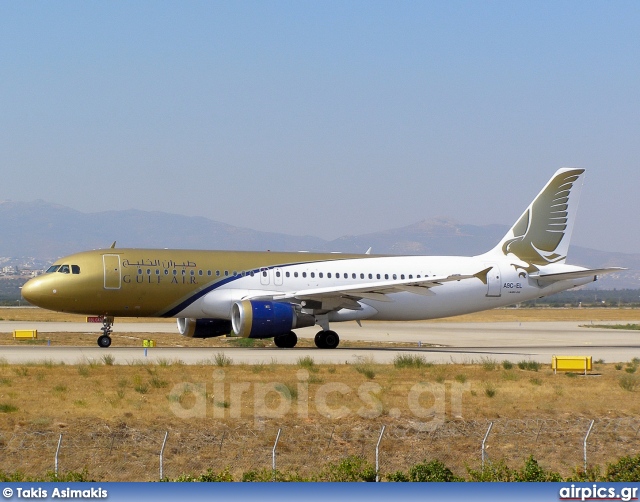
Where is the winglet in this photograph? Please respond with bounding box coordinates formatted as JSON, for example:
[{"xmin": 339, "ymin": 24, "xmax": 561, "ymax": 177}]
[
  {"xmin": 365, "ymin": 247, "xmax": 372, "ymax": 255},
  {"xmin": 110, "ymin": 241, "xmax": 117, "ymax": 249}
]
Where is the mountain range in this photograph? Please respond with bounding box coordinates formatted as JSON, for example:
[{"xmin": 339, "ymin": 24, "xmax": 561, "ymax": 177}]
[{"xmin": 1, "ymin": 200, "xmax": 636, "ymax": 289}]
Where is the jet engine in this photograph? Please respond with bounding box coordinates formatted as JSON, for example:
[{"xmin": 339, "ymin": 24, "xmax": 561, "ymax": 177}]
[
  {"xmin": 177, "ymin": 318, "xmax": 232, "ymax": 338},
  {"xmin": 231, "ymin": 300, "xmax": 314, "ymax": 338}
]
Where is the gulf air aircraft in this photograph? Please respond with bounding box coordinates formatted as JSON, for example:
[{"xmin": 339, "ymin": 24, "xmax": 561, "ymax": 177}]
[{"xmin": 21, "ymin": 168, "xmax": 621, "ymax": 349}]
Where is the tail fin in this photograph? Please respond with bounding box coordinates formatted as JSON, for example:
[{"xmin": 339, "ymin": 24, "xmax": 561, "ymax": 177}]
[{"xmin": 491, "ymin": 168, "xmax": 586, "ymax": 266}]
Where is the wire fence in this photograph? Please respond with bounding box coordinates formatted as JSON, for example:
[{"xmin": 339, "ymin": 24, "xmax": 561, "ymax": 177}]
[{"xmin": 1, "ymin": 417, "xmax": 639, "ymax": 481}]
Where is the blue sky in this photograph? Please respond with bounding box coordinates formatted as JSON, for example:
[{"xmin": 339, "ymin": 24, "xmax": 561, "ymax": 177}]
[{"xmin": 1, "ymin": 1, "xmax": 639, "ymax": 253}]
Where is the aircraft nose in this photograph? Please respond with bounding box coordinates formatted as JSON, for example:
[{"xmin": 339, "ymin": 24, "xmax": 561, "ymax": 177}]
[{"xmin": 21, "ymin": 277, "xmax": 49, "ymax": 307}]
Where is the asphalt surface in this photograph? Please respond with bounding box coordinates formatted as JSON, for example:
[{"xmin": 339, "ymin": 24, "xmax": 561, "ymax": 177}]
[{"xmin": 1, "ymin": 319, "xmax": 639, "ymax": 364}]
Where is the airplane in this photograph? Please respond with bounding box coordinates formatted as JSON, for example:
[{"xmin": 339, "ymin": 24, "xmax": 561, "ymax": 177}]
[{"xmin": 21, "ymin": 168, "xmax": 623, "ymax": 349}]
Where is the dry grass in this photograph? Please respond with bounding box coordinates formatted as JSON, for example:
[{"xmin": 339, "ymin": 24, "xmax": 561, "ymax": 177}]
[
  {"xmin": 1, "ymin": 358, "xmax": 640, "ymax": 480},
  {"xmin": 2, "ymin": 307, "xmax": 640, "ymax": 479}
]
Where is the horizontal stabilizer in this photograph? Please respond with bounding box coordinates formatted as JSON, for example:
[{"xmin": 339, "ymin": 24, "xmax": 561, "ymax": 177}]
[{"xmin": 530, "ymin": 267, "xmax": 625, "ymax": 286}]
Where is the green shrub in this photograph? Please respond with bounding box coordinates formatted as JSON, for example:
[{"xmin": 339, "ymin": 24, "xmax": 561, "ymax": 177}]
[
  {"xmin": 502, "ymin": 360, "xmax": 514, "ymax": 370},
  {"xmin": 619, "ymin": 374, "xmax": 639, "ymax": 392},
  {"xmin": 485, "ymin": 385, "xmax": 497, "ymax": 398},
  {"xmin": 468, "ymin": 456, "xmax": 561, "ymax": 482},
  {"xmin": 174, "ymin": 467, "xmax": 234, "ymax": 482},
  {"xmin": 605, "ymin": 454, "xmax": 640, "ymax": 481},
  {"xmin": 393, "ymin": 354, "xmax": 431, "ymax": 369},
  {"xmin": 297, "ymin": 356, "xmax": 315, "ymax": 369},
  {"xmin": 517, "ymin": 360, "xmax": 540, "ymax": 372},
  {"xmin": 467, "ymin": 459, "xmax": 515, "ymax": 481},
  {"xmin": 101, "ymin": 354, "xmax": 115, "ymax": 366},
  {"xmin": 513, "ymin": 456, "xmax": 562, "ymax": 482},
  {"xmin": 242, "ymin": 468, "xmax": 308, "ymax": 482},
  {"xmin": 481, "ymin": 357, "xmax": 498, "ymax": 371},
  {"xmin": 408, "ymin": 459, "xmax": 462, "ymax": 482},
  {"xmin": 0, "ymin": 403, "xmax": 18, "ymax": 413},
  {"xmin": 214, "ymin": 353, "xmax": 233, "ymax": 367},
  {"xmin": 320, "ymin": 455, "xmax": 376, "ymax": 482},
  {"xmin": 386, "ymin": 471, "xmax": 410, "ymax": 482}
]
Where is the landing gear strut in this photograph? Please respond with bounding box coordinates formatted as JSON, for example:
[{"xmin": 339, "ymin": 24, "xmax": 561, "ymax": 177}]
[
  {"xmin": 97, "ymin": 317, "xmax": 114, "ymax": 348},
  {"xmin": 314, "ymin": 330, "xmax": 340, "ymax": 349},
  {"xmin": 274, "ymin": 331, "xmax": 298, "ymax": 348}
]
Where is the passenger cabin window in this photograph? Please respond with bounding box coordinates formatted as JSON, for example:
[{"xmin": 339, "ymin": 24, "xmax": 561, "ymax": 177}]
[
  {"xmin": 46, "ymin": 265, "xmax": 60, "ymax": 273},
  {"xmin": 58, "ymin": 265, "xmax": 70, "ymax": 274}
]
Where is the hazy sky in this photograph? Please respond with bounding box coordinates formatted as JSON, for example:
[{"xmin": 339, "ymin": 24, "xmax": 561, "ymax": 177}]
[{"xmin": 1, "ymin": 2, "xmax": 639, "ymax": 253}]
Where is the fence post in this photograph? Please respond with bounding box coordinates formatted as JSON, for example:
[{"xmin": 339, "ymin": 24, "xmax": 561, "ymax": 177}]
[
  {"xmin": 584, "ymin": 420, "xmax": 595, "ymax": 474},
  {"xmin": 54, "ymin": 434, "xmax": 62, "ymax": 477},
  {"xmin": 375, "ymin": 425, "xmax": 386, "ymax": 482},
  {"xmin": 159, "ymin": 431, "xmax": 169, "ymax": 480},
  {"xmin": 272, "ymin": 428, "xmax": 282, "ymax": 481},
  {"xmin": 482, "ymin": 422, "xmax": 493, "ymax": 469}
]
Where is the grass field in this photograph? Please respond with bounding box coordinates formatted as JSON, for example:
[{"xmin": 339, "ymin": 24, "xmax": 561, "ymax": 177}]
[{"xmin": 1, "ymin": 307, "xmax": 639, "ymax": 480}]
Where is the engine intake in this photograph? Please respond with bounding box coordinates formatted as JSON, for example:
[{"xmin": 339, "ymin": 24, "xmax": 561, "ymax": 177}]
[
  {"xmin": 177, "ymin": 318, "xmax": 232, "ymax": 338},
  {"xmin": 231, "ymin": 300, "xmax": 314, "ymax": 338}
]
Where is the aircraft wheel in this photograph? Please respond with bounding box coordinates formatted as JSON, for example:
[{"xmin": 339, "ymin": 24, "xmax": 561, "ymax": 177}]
[
  {"xmin": 274, "ymin": 331, "xmax": 297, "ymax": 348},
  {"xmin": 323, "ymin": 330, "xmax": 340, "ymax": 349},
  {"xmin": 315, "ymin": 330, "xmax": 339, "ymax": 349},
  {"xmin": 97, "ymin": 335, "xmax": 112, "ymax": 348}
]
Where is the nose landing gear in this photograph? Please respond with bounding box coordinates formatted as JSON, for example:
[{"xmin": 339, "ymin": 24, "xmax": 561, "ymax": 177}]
[{"xmin": 97, "ymin": 317, "xmax": 114, "ymax": 348}]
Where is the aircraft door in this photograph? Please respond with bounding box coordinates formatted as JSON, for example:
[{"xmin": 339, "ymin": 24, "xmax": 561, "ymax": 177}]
[
  {"xmin": 485, "ymin": 263, "xmax": 502, "ymax": 297},
  {"xmin": 274, "ymin": 267, "xmax": 283, "ymax": 286},
  {"xmin": 103, "ymin": 254, "xmax": 122, "ymax": 290}
]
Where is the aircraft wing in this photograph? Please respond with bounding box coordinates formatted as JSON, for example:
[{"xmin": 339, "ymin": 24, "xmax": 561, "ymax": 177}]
[
  {"xmin": 529, "ymin": 267, "xmax": 626, "ymax": 286},
  {"xmin": 245, "ymin": 271, "xmax": 485, "ymax": 311}
]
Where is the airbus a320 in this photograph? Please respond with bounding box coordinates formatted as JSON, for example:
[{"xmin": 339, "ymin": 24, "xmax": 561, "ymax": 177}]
[{"xmin": 21, "ymin": 168, "xmax": 621, "ymax": 349}]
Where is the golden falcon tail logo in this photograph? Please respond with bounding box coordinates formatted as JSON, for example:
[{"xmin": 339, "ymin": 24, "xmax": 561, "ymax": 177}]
[{"xmin": 501, "ymin": 169, "xmax": 585, "ymax": 266}]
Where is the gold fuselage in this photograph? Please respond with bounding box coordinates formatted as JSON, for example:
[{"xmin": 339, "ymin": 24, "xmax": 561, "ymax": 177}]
[{"xmin": 22, "ymin": 248, "xmax": 363, "ymax": 317}]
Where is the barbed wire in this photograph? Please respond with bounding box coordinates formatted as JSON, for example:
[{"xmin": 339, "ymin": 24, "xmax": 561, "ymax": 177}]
[{"xmin": 1, "ymin": 417, "xmax": 639, "ymax": 481}]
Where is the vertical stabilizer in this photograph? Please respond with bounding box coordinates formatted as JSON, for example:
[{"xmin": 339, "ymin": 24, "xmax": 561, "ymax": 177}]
[{"xmin": 491, "ymin": 168, "xmax": 585, "ymax": 266}]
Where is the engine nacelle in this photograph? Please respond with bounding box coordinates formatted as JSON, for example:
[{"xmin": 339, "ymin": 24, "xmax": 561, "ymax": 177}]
[
  {"xmin": 177, "ymin": 318, "xmax": 232, "ymax": 338},
  {"xmin": 231, "ymin": 300, "xmax": 314, "ymax": 338}
]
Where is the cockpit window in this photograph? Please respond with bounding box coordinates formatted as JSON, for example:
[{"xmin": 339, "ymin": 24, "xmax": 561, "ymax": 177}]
[
  {"xmin": 71, "ymin": 265, "xmax": 80, "ymax": 274},
  {"xmin": 58, "ymin": 265, "xmax": 70, "ymax": 274},
  {"xmin": 46, "ymin": 265, "xmax": 61, "ymax": 273}
]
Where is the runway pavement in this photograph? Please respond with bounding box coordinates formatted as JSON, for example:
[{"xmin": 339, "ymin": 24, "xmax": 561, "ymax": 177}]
[{"xmin": 1, "ymin": 319, "xmax": 639, "ymax": 364}]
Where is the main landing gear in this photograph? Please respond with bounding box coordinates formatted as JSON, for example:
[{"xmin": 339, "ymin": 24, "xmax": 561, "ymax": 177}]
[
  {"xmin": 274, "ymin": 331, "xmax": 298, "ymax": 348},
  {"xmin": 314, "ymin": 330, "xmax": 340, "ymax": 349},
  {"xmin": 97, "ymin": 317, "xmax": 114, "ymax": 348}
]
